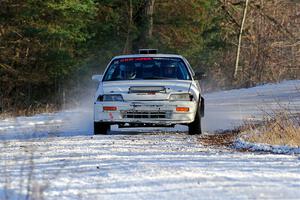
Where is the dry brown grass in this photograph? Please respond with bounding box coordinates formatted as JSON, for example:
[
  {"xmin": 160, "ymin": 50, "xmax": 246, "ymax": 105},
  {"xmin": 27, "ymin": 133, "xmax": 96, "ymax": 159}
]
[
  {"xmin": 0, "ymin": 104, "xmax": 58, "ymax": 119},
  {"xmin": 242, "ymin": 112, "xmax": 300, "ymax": 147}
]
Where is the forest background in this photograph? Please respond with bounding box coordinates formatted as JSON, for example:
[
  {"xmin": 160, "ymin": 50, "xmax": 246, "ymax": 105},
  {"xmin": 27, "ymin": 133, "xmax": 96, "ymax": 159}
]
[{"xmin": 0, "ymin": 0, "xmax": 299, "ymax": 113}]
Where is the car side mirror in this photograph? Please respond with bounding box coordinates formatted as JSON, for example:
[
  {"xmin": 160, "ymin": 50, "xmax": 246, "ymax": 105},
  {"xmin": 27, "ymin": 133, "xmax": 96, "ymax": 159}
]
[
  {"xmin": 194, "ymin": 72, "xmax": 206, "ymax": 80},
  {"xmin": 92, "ymin": 74, "xmax": 103, "ymax": 82}
]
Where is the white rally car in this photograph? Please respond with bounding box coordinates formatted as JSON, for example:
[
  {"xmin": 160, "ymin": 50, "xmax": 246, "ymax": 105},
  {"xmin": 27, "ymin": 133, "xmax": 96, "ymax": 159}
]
[{"xmin": 92, "ymin": 50, "xmax": 205, "ymax": 135}]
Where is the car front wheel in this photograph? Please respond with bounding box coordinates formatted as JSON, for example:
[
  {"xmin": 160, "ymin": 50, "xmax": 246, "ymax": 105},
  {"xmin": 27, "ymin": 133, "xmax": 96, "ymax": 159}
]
[
  {"xmin": 188, "ymin": 107, "xmax": 202, "ymax": 135},
  {"xmin": 94, "ymin": 122, "xmax": 110, "ymax": 135}
]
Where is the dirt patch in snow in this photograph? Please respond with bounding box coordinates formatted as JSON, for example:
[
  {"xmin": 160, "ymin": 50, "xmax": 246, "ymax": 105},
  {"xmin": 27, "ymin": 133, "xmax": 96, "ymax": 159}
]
[{"xmin": 198, "ymin": 129, "xmax": 240, "ymax": 148}]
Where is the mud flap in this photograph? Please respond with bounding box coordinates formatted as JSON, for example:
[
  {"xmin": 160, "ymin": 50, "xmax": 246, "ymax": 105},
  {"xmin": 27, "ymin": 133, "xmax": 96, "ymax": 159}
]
[{"xmin": 200, "ymin": 97, "xmax": 205, "ymax": 117}]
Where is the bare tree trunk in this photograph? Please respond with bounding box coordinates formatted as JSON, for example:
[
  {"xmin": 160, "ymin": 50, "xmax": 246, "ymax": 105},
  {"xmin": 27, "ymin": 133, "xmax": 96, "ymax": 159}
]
[
  {"xmin": 123, "ymin": 0, "xmax": 133, "ymax": 54},
  {"xmin": 135, "ymin": 0, "xmax": 155, "ymax": 49},
  {"xmin": 145, "ymin": 0, "xmax": 155, "ymax": 40},
  {"xmin": 234, "ymin": 0, "xmax": 250, "ymax": 78}
]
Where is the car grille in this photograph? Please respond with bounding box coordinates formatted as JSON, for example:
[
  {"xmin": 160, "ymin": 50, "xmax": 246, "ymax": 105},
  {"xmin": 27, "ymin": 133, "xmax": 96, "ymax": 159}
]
[{"xmin": 122, "ymin": 111, "xmax": 170, "ymax": 119}]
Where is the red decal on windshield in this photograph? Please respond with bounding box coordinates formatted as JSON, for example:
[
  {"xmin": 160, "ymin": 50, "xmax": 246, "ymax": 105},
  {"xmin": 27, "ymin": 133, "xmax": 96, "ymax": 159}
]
[
  {"xmin": 120, "ymin": 58, "xmax": 153, "ymax": 62},
  {"xmin": 135, "ymin": 57, "xmax": 153, "ymax": 61},
  {"xmin": 120, "ymin": 58, "xmax": 134, "ymax": 62}
]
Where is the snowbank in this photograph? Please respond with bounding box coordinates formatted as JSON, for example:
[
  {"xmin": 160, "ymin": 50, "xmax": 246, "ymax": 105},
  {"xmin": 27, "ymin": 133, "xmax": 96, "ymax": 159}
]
[{"xmin": 234, "ymin": 136, "xmax": 300, "ymax": 154}]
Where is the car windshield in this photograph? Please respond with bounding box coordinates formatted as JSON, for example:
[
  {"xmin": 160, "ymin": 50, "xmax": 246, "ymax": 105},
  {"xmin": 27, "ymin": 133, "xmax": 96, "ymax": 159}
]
[{"xmin": 103, "ymin": 57, "xmax": 192, "ymax": 81}]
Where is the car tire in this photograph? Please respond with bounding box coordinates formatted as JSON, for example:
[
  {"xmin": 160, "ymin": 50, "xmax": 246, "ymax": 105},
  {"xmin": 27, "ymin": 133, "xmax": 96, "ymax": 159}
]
[
  {"xmin": 200, "ymin": 97, "xmax": 205, "ymax": 117},
  {"xmin": 188, "ymin": 107, "xmax": 202, "ymax": 135},
  {"xmin": 94, "ymin": 122, "xmax": 110, "ymax": 135}
]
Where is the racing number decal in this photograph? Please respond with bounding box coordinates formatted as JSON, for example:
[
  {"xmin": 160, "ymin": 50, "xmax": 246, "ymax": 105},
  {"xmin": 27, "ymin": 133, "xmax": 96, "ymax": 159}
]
[{"xmin": 109, "ymin": 112, "xmax": 114, "ymax": 120}]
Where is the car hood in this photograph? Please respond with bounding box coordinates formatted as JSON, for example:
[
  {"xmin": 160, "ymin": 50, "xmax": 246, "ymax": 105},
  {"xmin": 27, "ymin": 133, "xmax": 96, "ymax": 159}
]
[{"xmin": 102, "ymin": 80, "xmax": 192, "ymax": 101}]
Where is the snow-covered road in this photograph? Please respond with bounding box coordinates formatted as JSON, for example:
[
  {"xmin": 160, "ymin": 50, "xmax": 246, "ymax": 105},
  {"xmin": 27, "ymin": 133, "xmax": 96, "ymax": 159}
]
[{"xmin": 1, "ymin": 80, "xmax": 300, "ymax": 199}]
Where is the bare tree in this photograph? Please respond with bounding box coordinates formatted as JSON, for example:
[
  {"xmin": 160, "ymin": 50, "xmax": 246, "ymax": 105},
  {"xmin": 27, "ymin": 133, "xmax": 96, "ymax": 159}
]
[
  {"xmin": 123, "ymin": 0, "xmax": 133, "ymax": 54},
  {"xmin": 145, "ymin": 0, "xmax": 155, "ymax": 40},
  {"xmin": 234, "ymin": 0, "xmax": 250, "ymax": 78}
]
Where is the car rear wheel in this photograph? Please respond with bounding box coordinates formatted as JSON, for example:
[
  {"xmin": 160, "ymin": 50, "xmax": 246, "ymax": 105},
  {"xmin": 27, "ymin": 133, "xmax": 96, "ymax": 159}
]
[
  {"xmin": 188, "ymin": 107, "xmax": 202, "ymax": 135},
  {"xmin": 94, "ymin": 122, "xmax": 110, "ymax": 135}
]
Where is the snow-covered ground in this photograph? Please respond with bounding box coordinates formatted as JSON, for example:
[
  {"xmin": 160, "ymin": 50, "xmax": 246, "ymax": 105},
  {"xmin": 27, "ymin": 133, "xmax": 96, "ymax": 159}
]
[
  {"xmin": 0, "ymin": 80, "xmax": 300, "ymax": 199},
  {"xmin": 204, "ymin": 80, "xmax": 300, "ymax": 131}
]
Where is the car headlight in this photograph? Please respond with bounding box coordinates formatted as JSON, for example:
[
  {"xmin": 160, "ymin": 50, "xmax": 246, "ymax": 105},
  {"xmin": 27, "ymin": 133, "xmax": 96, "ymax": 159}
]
[
  {"xmin": 169, "ymin": 93, "xmax": 193, "ymax": 101},
  {"xmin": 97, "ymin": 94, "xmax": 124, "ymax": 102}
]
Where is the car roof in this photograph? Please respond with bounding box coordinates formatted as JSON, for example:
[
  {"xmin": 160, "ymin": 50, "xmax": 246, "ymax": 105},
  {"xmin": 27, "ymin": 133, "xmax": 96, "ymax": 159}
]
[{"xmin": 113, "ymin": 54, "xmax": 185, "ymax": 60}]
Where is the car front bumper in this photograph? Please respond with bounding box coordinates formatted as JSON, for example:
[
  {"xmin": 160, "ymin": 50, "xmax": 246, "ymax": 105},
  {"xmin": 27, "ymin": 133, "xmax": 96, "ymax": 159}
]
[{"xmin": 94, "ymin": 101, "xmax": 197, "ymax": 125}]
